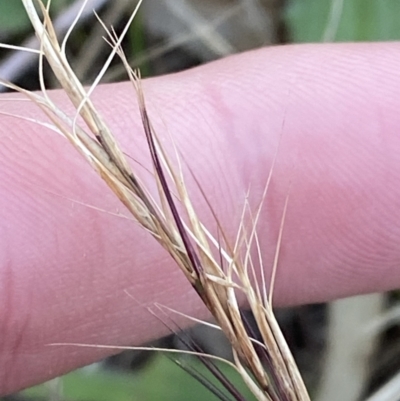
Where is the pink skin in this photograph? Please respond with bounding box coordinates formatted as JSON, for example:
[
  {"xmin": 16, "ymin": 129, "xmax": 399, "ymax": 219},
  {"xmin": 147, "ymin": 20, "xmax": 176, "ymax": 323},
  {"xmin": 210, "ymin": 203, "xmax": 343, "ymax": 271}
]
[{"xmin": 1, "ymin": 42, "xmax": 400, "ymax": 393}]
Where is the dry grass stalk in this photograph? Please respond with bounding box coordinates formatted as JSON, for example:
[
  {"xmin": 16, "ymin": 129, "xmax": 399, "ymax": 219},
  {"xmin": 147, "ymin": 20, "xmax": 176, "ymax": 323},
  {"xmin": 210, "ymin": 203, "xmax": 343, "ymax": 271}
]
[{"xmin": 3, "ymin": 1, "xmax": 310, "ymax": 400}]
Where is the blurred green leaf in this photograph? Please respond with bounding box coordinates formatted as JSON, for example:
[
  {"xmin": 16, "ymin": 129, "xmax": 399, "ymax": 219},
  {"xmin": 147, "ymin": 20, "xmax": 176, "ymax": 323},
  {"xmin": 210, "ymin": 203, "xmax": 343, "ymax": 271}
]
[
  {"xmin": 285, "ymin": 0, "xmax": 400, "ymax": 42},
  {"xmin": 0, "ymin": 0, "xmax": 73, "ymax": 35},
  {"xmin": 0, "ymin": 1, "xmax": 30, "ymax": 35},
  {"xmin": 129, "ymin": 10, "xmax": 151, "ymax": 77}
]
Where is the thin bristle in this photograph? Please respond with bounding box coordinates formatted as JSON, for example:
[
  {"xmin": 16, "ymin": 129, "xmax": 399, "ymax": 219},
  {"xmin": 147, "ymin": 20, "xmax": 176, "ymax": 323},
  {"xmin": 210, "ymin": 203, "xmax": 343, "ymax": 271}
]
[
  {"xmin": 138, "ymin": 94, "xmax": 204, "ymax": 280},
  {"xmin": 147, "ymin": 307, "xmax": 246, "ymax": 401},
  {"xmin": 174, "ymin": 360, "xmax": 235, "ymax": 401}
]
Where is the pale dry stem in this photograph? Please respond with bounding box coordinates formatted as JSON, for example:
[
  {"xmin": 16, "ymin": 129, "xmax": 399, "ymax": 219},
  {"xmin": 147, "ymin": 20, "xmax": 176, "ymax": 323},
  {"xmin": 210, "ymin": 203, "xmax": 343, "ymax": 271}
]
[{"xmin": 7, "ymin": 1, "xmax": 310, "ymax": 400}]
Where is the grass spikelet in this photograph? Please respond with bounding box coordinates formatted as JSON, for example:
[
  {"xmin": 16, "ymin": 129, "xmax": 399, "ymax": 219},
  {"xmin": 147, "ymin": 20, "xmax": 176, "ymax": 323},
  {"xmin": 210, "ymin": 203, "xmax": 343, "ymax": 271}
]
[{"xmin": 4, "ymin": 1, "xmax": 311, "ymax": 400}]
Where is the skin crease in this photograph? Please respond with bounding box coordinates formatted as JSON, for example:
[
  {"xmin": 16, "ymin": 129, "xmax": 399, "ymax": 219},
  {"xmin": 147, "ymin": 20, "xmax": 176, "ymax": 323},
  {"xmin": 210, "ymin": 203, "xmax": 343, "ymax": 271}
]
[{"xmin": 1, "ymin": 42, "xmax": 400, "ymax": 394}]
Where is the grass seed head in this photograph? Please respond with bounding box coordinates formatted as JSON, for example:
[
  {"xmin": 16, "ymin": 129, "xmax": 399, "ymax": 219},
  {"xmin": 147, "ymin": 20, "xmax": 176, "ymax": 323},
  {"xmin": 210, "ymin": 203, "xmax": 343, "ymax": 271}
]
[{"xmin": 8, "ymin": 2, "xmax": 311, "ymax": 400}]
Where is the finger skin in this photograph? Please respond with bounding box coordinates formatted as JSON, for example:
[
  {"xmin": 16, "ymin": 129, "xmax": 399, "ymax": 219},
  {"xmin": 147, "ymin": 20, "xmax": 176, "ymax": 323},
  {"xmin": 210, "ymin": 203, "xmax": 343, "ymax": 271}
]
[{"xmin": 1, "ymin": 42, "xmax": 400, "ymax": 393}]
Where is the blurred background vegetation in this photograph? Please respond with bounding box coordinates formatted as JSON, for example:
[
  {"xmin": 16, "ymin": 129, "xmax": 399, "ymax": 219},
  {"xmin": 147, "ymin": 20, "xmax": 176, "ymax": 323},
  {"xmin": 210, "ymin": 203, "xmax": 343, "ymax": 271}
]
[{"xmin": 1, "ymin": 1, "xmax": 400, "ymax": 400}]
